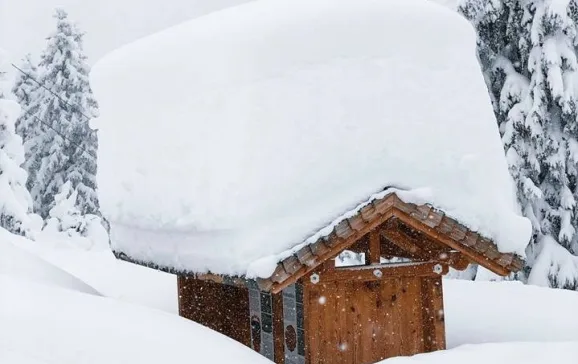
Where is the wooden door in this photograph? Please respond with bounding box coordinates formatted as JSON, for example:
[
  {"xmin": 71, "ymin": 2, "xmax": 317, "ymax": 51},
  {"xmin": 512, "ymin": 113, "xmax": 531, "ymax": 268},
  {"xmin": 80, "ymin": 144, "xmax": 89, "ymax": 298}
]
[{"xmin": 305, "ymin": 275, "xmax": 442, "ymax": 364}]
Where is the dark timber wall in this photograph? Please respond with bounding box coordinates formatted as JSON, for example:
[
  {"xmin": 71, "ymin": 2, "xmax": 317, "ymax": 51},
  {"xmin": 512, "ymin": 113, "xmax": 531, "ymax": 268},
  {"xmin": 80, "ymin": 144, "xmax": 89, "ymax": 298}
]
[{"xmin": 177, "ymin": 276, "xmax": 251, "ymax": 347}]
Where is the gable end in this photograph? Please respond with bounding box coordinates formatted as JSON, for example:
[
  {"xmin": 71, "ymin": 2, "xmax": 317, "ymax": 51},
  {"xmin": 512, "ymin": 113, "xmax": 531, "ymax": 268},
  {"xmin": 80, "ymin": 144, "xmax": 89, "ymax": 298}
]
[{"xmin": 259, "ymin": 193, "xmax": 525, "ymax": 293}]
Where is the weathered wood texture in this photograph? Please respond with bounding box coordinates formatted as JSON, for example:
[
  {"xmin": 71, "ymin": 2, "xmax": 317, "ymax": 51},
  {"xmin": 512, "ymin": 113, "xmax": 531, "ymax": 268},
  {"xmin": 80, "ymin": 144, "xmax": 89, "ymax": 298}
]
[
  {"xmin": 304, "ymin": 272, "xmax": 445, "ymax": 364},
  {"xmin": 368, "ymin": 229, "xmax": 381, "ymax": 264},
  {"xmin": 311, "ymin": 261, "xmax": 448, "ymax": 285},
  {"xmin": 420, "ymin": 276, "xmax": 445, "ymax": 351},
  {"xmin": 257, "ymin": 193, "xmax": 524, "ymax": 293},
  {"xmin": 178, "ymin": 276, "xmax": 251, "ymax": 347}
]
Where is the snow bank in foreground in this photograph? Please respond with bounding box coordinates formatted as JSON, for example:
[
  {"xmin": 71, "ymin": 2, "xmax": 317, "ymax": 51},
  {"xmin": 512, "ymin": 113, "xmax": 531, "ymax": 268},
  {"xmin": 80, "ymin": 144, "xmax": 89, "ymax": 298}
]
[
  {"xmin": 3, "ymin": 235, "xmax": 576, "ymax": 363},
  {"xmin": 92, "ymin": 0, "xmax": 530, "ymax": 277},
  {"xmin": 1, "ymin": 267, "xmax": 577, "ymax": 364},
  {"xmin": 444, "ymin": 279, "xmax": 578, "ymax": 347},
  {"xmin": 14, "ymin": 235, "xmax": 177, "ymax": 312},
  {"xmin": 0, "ymin": 274, "xmax": 271, "ymax": 364},
  {"xmin": 0, "ymin": 228, "xmax": 100, "ymax": 295},
  {"xmin": 380, "ymin": 342, "xmax": 578, "ymax": 364}
]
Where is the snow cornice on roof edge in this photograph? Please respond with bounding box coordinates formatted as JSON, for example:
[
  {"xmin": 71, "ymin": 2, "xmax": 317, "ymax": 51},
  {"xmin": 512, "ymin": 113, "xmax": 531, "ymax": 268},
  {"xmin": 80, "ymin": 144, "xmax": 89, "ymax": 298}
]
[{"xmin": 113, "ymin": 192, "xmax": 526, "ymax": 293}]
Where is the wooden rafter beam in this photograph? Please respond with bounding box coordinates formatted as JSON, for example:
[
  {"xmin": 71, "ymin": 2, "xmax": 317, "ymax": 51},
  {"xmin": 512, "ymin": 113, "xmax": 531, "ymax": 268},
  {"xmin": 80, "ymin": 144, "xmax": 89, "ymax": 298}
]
[
  {"xmin": 439, "ymin": 251, "xmax": 471, "ymax": 271},
  {"xmin": 380, "ymin": 219, "xmax": 433, "ymax": 260},
  {"xmin": 268, "ymin": 210, "xmax": 395, "ymax": 293},
  {"xmin": 321, "ymin": 261, "xmax": 449, "ymax": 283},
  {"xmin": 260, "ymin": 193, "xmax": 519, "ymax": 292},
  {"xmin": 383, "ymin": 220, "xmax": 472, "ymax": 271},
  {"xmin": 398, "ymin": 223, "xmax": 448, "ymax": 255},
  {"xmin": 392, "ymin": 208, "xmax": 511, "ymax": 276}
]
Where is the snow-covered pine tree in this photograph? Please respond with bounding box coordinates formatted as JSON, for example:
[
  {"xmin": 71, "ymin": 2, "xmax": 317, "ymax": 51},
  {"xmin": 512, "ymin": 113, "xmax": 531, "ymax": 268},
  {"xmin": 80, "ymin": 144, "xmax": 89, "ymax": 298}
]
[
  {"xmin": 0, "ymin": 98, "xmax": 33, "ymax": 236},
  {"xmin": 64, "ymin": 117, "xmax": 99, "ymax": 216},
  {"xmin": 11, "ymin": 54, "xmax": 43, "ymax": 191},
  {"xmin": 459, "ymin": 0, "xmax": 578, "ymax": 289},
  {"xmin": 12, "ymin": 54, "xmax": 40, "ymax": 144},
  {"xmin": 43, "ymin": 180, "xmax": 108, "ymax": 248},
  {"xmin": 27, "ymin": 8, "xmax": 100, "ymax": 220},
  {"xmin": 44, "ymin": 180, "xmax": 83, "ymax": 234}
]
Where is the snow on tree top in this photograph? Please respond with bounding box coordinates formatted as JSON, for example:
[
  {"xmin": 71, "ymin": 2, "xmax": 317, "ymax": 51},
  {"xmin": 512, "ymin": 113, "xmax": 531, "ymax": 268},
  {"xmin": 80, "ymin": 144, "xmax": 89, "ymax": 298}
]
[{"xmin": 91, "ymin": 0, "xmax": 531, "ymax": 278}]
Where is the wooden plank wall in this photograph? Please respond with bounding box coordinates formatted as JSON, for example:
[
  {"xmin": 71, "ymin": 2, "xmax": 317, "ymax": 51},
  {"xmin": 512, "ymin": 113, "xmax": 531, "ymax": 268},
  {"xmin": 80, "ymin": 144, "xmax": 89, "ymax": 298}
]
[
  {"xmin": 420, "ymin": 276, "xmax": 445, "ymax": 351},
  {"xmin": 177, "ymin": 276, "xmax": 251, "ymax": 347},
  {"xmin": 304, "ymin": 274, "xmax": 445, "ymax": 364}
]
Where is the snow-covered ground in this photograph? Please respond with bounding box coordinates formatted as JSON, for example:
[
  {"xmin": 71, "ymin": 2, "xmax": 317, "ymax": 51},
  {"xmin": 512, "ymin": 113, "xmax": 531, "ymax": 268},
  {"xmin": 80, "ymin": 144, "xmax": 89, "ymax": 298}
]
[
  {"xmin": 10, "ymin": 232, "xmax": 177, "ymax": 312},
  {"xmin": 0, "ymin": 274, "xmax": 271, "ymax": 364},
  {"xmin": 0, "ymin": 229, "xmax": 100, "ymax": 296},
  {"xmin": 381, "ymin": 342, "xmax": 578, "ymax": 364},
  {"xmin": 7, "ymin": 231, "xmax": 578, "ymax": 345},
  {"xmin": 444, "ymin": 279, "xmax": 578, "ymax": 347},
  {"xmin": 2, "ymin": 229, "xmax": 578, "ymax": 363}
]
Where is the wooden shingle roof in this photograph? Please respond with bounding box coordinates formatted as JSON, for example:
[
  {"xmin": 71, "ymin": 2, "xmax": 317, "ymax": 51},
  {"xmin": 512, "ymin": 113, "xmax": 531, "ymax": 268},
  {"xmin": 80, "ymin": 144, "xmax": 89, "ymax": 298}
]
[{"xmin": 255, "ymin": 193, "xmax": 525, "ymax": 293}]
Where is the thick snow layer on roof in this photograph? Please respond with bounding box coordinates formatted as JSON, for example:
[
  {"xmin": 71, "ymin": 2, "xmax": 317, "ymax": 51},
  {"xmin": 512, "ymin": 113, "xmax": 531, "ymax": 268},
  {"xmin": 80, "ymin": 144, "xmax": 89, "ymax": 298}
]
[{"xmin": 91, "ymin": 0, "xmax": 531, "ymax": 278}]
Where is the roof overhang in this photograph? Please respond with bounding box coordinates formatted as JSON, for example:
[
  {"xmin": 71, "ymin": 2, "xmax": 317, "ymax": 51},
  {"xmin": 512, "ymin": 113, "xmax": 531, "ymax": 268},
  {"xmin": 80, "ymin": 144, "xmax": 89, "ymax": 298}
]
[{"xmin": 114, "ymin": 193, "xmax": 526, "ymax": 293}]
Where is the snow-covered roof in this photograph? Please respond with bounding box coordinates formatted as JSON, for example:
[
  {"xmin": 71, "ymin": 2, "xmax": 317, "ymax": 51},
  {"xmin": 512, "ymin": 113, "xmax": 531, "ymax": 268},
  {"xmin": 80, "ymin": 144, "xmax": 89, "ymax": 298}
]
[{"xmin": 91, "ymin": 0, "xmax": 531, "ymax": 279}]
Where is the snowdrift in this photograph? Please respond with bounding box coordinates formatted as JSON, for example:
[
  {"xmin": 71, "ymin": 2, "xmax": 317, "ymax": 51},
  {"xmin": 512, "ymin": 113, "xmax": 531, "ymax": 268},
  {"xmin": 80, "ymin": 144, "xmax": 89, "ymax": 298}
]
[
  {"xmin": 13, "ymin": 235, "xmax": 177, "ymax": 312},
  {"xmin": 2, "ymin": 227, "xmax": 577, "ymax": 363},
  {"xmin": 0, "ymin": 228, "xmax": 100, "ymax": 295},
  {"xmin": 444, "ymin": 280, "xmax": 578, "ymax": 347},
  {"xmin": 1, "ymin": 271, "xmax": 577, "ymax": 363},
  {"xmin": 380, "ymin": 342, "xmax": 578, "ymax": 364},
  {"xmin": 0, "ymin": 274, "xmax": 273, "ymax": 364},
  {"xmin": 92, "ymin": 0, "xmax": 530, "ymax": 277},
  {"xmin": 9, "ymin": 230, "xmax": 578, "ymax": 343}
]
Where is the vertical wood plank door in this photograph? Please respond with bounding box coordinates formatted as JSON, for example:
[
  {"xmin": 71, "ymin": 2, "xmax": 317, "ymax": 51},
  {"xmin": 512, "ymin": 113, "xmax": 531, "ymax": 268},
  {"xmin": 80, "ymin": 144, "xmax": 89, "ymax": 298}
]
[{"xmin": 305, "ymin": 275, "xmax": 443, "ymax": 364}]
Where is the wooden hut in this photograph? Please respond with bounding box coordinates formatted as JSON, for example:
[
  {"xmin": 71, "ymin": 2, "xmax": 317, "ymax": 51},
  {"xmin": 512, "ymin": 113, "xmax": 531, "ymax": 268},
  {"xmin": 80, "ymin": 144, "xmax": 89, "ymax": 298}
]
[{"xmin": 116, "ymin": 192, "xmax": 524, "ymax": 364}]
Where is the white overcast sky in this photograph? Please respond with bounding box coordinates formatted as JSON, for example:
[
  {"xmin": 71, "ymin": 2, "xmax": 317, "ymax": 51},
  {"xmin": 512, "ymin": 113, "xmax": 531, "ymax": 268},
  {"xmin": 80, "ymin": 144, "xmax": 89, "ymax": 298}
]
[
  {"xmin": 0, "ymin": 0, "xmax": 455, "ymax": 82},
  {"xmin": 0, "ymin": 0, "xmax": 253, "ymax": 66}
]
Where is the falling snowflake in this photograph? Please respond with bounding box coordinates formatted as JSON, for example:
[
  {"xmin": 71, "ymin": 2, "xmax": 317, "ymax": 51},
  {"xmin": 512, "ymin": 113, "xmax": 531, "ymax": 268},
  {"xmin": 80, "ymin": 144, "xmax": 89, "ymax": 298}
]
[
  {"xmin": 319, "ymin": 296, "xmax": 327, "ymax": 304},
  {"xmin": 339, "ymin": 342, "xmax": 348, "ymax": 351}
]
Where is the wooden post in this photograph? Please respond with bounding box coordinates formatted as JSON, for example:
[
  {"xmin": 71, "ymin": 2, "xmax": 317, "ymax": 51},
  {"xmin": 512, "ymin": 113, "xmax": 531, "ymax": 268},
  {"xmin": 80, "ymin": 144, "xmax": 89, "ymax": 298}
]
[
  {"xmin": 420, "ymin": 276, "xmax": 446, "ymax": 352},
  {"xmin": 368, "ymin": 229, "xmax": 381, "ymax": 264}
]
